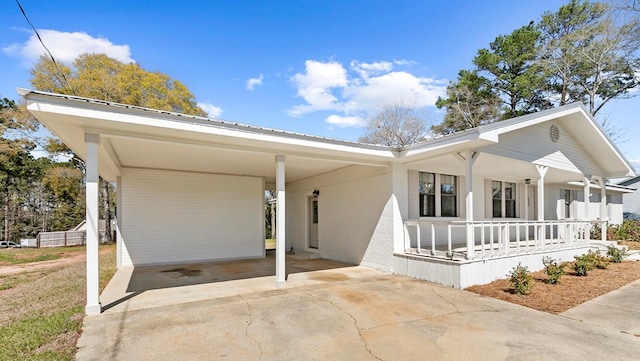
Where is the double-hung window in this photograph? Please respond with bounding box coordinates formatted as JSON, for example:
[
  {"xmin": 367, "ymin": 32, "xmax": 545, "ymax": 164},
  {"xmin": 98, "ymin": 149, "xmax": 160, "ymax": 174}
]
[
  {"xmin": 419, "ymin": 172, "xmax": 458, "ymax": 217},
  {"xmin": 492, "ymin": 180, "xmax": 516, "ymax": 218}
]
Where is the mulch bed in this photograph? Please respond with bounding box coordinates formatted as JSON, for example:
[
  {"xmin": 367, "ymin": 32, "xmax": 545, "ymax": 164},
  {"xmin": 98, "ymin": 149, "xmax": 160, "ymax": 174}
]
[{"xmin": 466, "ymin": 260, "xmax": 640, "ymax": 314}]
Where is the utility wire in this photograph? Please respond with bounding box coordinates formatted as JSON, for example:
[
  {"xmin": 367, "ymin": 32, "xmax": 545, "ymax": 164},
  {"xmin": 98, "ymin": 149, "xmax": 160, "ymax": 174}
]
[{"xmin": 15, "ymin": 0, "xmax": 75, "ymax": 95}]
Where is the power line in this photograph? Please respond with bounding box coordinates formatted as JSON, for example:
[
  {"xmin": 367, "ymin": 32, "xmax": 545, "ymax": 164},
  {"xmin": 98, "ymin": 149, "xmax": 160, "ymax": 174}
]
[{"xmin": 15, "ymin": 0, "xmax": 75, "ymax": 95}]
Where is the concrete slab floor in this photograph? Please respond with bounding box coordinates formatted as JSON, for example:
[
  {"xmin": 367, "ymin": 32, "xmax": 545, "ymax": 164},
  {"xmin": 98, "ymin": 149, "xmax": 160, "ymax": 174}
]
[{"xmin": 78, "ymin": 258, "xmax": 640, "ymax": 361}]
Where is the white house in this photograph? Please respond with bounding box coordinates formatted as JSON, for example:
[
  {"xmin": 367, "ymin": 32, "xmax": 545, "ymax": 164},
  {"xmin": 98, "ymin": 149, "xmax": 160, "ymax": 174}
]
[
  {"xmin": 21, "ymin": 89, "xmax": 635, "ymax": 315},
  {"xmin": 618, "ymin": 176, "xmax": 640, "ymax": 215}
]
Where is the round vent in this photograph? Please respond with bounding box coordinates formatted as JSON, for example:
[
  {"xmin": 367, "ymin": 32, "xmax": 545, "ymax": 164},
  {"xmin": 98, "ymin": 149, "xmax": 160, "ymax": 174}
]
[{"xmin": 550, "ymin": 124, "xmax": 560, "ymax": 142}]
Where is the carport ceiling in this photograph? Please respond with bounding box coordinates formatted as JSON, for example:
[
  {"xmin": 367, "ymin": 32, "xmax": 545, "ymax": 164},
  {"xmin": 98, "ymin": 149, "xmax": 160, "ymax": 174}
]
[{"xmin": 106, "ymin": 135, "xmax": 360, "ymax": 183}]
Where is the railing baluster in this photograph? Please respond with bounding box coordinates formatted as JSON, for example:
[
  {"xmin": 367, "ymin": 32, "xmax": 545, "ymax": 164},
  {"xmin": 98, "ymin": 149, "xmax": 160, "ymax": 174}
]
[
  {"xmin": 480, "ymin": 223, "xmax": 485, "ymax": 259},
  {"xmin": 447, "ymin": 225, "xmax": 452, "ymax": 258},
  {"xmin": 431, "ymin": 223, "xmax": 436, "ymax": 256},
  {"xmin": 416, "ymin": 222, "xmax": 421, "ymax": 255}
]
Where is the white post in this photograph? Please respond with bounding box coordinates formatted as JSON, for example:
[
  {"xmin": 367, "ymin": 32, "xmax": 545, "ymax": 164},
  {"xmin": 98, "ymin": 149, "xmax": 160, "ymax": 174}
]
[
  {"xmin": 597, "ymin": 176, "xmax": 608, "ymax": 243},
  {"xmin": 85, "ymin": 133, "xmax": 101, "ymax": 315},
  {"xmin": 524, "ymin": 182, "xmax": 529, "ymax": 221},
  {"xmin": 536, "ymin": 165, "xmax": 548, "ymax": 221},
  {"xmin": 275, "ymin": 155, "xmax": 286, "ymax": 287},
  {"xmin": 583, "ymin": 176, "xmax": 591, "ymax": 220},
  {"xmin": 536, "ymin": 165, "xmax": 548, "ymax": 243},
  {"xmin": 465, "ymin": 150, "xmax": 478, "ymax": 260},
  {"xmin": 116, "ymin": 176, "xmax": 122, "ymax": 268}
]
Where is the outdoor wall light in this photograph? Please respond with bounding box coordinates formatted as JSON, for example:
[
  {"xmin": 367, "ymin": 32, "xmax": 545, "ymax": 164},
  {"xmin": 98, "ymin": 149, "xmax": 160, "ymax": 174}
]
[
  {"xmin": 525, "ymin": 178, "xmax": 531, "ymax": 185},
  {"xmin": 312, "ymin": 189, "xmax": 320, "ymax": 197}
]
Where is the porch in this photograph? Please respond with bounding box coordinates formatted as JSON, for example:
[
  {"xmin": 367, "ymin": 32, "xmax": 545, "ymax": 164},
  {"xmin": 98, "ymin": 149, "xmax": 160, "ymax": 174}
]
[{"xmin": 396, "ymin": 219, "xmax": 607, "ymax": 288}]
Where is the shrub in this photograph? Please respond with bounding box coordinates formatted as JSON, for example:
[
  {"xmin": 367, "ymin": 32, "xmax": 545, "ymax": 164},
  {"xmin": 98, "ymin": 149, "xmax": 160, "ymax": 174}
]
[
  {"xmin": 608, "ymin": 220, "xmax": 640, "ymax": 242},
  {"xmin": 508, "ymin": 263, "xmax": 534, "ymax": 295},
  {"xmin": 573, "ymin": 258, "xmax": 590, "ymax": 276},
  {"xmin": 542, "ymin": 256, "xmax": 565, "ymax": 284},
  {"xmin": 606, "ymin": 244, "xmax": 628, "ymax": 263}
]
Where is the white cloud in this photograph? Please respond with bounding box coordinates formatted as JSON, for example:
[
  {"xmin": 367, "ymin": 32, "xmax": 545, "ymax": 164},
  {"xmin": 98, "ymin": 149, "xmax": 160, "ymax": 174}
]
[
  {"xmin": 289, "ymin": 60, "xmax": 348, "ymax": 116},
  {"xmin": 246, "ymin": 74, "xmax": 264, "ymax": 91},
  {"xmin": 350, "ymin": 60, "xmax": 393, "ymax": 78},
  {"xmin": 3, "ymin": 29, "xmax": 133, "ymax": 66},
  {"xmin": 198, "ymin": 102, "xmax": 223, "ymax": 118},
  {"xmin": 325, "ymin": 114, "xmax": 367, "ymax": 127},
  {"xmin": 288, "ymin": 59, "xmax": 447, "ymax": 128}
]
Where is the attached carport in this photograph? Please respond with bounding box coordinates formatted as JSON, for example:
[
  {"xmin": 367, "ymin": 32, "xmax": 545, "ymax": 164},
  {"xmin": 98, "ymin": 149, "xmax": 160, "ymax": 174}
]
[{"xmin": 21, "ymin": 89, "xmax": 396, "ymax": 315}]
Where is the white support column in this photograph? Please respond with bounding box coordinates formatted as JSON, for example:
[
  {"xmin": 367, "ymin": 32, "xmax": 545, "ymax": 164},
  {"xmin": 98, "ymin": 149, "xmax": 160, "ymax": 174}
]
[
  {"xmin": 116, "ymin": 176, "xmax": 122, "ymax": 269},
  {"xmin": 275, "ymin": 155, "xmax": 286, "ymax": 288},
  {"xmin": 536, "ymin": 165, "xmax": 548, "ymax": 221},
  {"xmin": 524, "ymin": 181, "xmax": 529, "ymax": 220},
  {"xmin": 583, "ymin": 176, "xmax": 591, "ymax": 220},
  {"xmin": 596, "ymin": 177, "xmax": 607, "ymax": 221},
  {"xmin": 85, "ymin": 133, "xmax": 101, "ymax": 315},
  {"xmin": 536, "ymin": 165, "xmax": 548, "ymax": 244},
  {"xmin": 464, "ymin": 150, "xmax": 478, "ymax": 260},
  {"xmin": 597, "ymin": 176, "xmax": 608, "ymax": 243}
]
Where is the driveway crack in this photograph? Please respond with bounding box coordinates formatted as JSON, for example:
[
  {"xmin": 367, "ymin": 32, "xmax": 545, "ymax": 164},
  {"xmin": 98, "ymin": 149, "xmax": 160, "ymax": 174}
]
[
  {"xmin": 306, "ymin": 291, "xmax": 383, "ymax": 361},
  {"xmin": 239, "ymin": 295, "xmax": 263, "ymax": 360}
]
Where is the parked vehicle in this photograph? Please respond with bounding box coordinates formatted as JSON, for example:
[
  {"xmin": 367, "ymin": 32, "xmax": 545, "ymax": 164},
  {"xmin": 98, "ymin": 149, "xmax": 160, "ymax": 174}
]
[
  {"xmin": 0, "ymin": 241, "xmax": 21, "ymax": 248},
  {"xmin": 623, "ymin": 212, "xmax": 640, "ymax": 221}
]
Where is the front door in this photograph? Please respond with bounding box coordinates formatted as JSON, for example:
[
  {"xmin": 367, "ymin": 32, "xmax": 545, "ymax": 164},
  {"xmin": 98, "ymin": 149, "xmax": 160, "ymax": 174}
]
[{"xmin": 308, "ymin": 197, "xmax": 318, "ymax": 249}]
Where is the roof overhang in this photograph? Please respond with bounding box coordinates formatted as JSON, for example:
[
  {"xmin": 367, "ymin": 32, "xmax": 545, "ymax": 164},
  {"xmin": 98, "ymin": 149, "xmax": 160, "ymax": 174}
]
[{"xmin": 21, "ymin": 89, "xmax": 397, "ymax": 182}]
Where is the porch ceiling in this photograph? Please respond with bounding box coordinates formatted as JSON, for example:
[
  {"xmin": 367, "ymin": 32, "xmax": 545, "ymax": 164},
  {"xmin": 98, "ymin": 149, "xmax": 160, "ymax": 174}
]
[{"xmin": 408, "ymin": 152, "xmax": 585, "ymax": 184}]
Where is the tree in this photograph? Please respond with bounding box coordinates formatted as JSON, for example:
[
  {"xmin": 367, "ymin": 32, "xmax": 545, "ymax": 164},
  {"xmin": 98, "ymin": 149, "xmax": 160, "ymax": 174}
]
[
  {"xmin": 359, "ymin": 101, "xmax": 430, "ymax": 147},
  {"xmin": 31, "ymin": 54, "xmax": 207, "ymax": 116},
  {"xmin": 538, "ymin": 0, "xmax": 640, "ymax": 115},
  {"xmin": 0, "ymin": 97, "xmax": 41, "ymax": 243},
  {"xmin": 31, "ymin": 53, "xmax": 209, "ymax": 242},
  {"xmin": 474, "ymin": 23, "xmax": 550, "ymax": 118},
  {"xmin": 433, "ymin": 70, "xmax": 502, "ymax": 135}
]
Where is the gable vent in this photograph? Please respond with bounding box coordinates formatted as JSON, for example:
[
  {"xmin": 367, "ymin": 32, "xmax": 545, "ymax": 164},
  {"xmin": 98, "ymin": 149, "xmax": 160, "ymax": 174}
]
[{"xmin": 550, "ymin": 124, "xmax": 560, "ymax": 142}]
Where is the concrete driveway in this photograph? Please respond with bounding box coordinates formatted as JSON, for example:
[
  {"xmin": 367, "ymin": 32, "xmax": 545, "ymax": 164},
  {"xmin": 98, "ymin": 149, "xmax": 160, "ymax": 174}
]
[{"xmin": 77, "ymin": 260, "xmax": 640, "ymax": 361}]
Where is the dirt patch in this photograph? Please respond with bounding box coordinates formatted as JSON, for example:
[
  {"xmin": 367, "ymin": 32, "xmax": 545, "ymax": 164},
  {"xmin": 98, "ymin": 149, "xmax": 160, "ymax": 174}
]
[
  {"xmin": 0, "ymin": 251, "xmax": 86, "ymax": 276},
  {"xmin": 466, "ymin": 260, "xmax": 640, "ymax": 314}
]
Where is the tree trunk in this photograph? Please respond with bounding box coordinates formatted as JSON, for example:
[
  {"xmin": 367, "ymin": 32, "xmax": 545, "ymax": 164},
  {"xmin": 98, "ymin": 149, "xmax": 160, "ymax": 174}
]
[
  {"xmin": 4, "ymin": 190, "xmax": 9, "ymax": 242},
  {"xmin": 101, "ymin": 179, "xmax": 112, "ymax": 243}
]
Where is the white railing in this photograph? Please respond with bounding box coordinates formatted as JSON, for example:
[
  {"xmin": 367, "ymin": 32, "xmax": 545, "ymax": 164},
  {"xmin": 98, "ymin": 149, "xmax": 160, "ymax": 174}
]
[{"xmin": 404, "ymin": 219, "xmax": 606, "ymax": 261}]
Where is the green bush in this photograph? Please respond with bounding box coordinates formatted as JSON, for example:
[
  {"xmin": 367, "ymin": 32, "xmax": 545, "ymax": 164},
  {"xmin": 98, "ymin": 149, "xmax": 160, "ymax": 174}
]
[
  {"xmin": 508, "ymin": 263, "xmax": 534, "ymax": 295},
  {"xmin": 606, "ymin": 244, "xmax": 628, "ymax": 263},
  {"xmin": 573, "ymin": 259, "xmax": 590, "ymax": 276},
  {"xmin": 608, "ymin": 220, "xmax": 640, "ymax": 242},
  {"xmin": 542, "ymin": 256, "xmax": 565, "ymax": 284}
]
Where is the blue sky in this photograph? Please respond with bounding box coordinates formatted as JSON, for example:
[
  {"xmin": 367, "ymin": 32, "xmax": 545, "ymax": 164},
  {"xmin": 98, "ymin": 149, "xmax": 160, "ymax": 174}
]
[{"xmin": 1, "ymin": 0, "xmax": 639, "ymax": 168}]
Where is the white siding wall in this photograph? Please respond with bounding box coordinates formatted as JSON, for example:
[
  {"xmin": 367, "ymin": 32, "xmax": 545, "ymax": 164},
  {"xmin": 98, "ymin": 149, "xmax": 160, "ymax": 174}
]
[
  {"xmin": 286, "ymin": 165, "xmax": 396, "ymax": 271},
  {"xmin": 120, "ymin": 168, "xmax": 264, "ymax": 266},
  {"xmin": 481, "ymin": 122, "xmax": 604, "ymax": 176}
]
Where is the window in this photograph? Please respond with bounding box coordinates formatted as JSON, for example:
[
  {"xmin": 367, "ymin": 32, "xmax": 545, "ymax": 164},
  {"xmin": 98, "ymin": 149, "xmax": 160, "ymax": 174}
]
[
  {"xmin": 419, "ymin": 172, "xmax": 458, "ymax": 217},
  {"xmin": 440, "ymin": 174, "xmax": 457, "ymax": 217},
  {"xmin": 419, "ymin": 172, "xmax": 435, "ymax": 216},
  {"xmin": 492, "ymin": 180, "xmax": 517, "ymax": 218}
]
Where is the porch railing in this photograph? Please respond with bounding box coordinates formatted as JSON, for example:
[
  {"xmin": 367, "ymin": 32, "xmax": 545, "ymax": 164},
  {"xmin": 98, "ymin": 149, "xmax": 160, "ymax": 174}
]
[{"xmin": 403, "ymin": 219, "xmax": 607, "ymax": 261}]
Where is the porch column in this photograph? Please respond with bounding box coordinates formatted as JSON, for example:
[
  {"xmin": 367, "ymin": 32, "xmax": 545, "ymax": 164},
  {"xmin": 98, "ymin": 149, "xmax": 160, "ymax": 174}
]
[
  {"xmin": 596, "ymin": 176, "xmax": 608, "ymax": 242},
  {"xmin": 536, "ymin": 165, "xmax": 548, "ymax": 243},
  {"xmin": 536, "ymin": 165, "xmax": 548, "ymax": 221},
  {"xmin": 275, "ymin": 155, "xmax": 286, "ymax": 287},
  {"xmin": 85, "ymin": 133, "xmax": 101, "ymax": 315},
  {"xmin": 464, "ymin": 150, "xmax": 478, "ymax": 260},
  {"xmin": 116, "ymin": 176, "xmax": 122, "ymax": 269},
  {"xmin": 583, "ymin": 176, "xmax": 591, "ymax": 220}
]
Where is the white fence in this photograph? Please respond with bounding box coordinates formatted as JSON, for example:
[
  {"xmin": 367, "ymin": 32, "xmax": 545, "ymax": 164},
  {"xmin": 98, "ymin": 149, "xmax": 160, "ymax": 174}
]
[
  {"xmin": 404, "ymin": 219, "xmax": 605, "ymax": 261},
  {"xmin": 36, "ymin": 231, "xmax": 86, "ymax": 248}
]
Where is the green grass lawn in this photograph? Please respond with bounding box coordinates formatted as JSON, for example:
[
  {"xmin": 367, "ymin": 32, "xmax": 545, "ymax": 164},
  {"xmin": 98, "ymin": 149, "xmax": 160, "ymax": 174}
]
[
  {"xmin": 0, "ymin": 246, "xmax": 86, "ymax": 266},
  {"xmin": 0, "ymin": 244, "xmax": 116, "ymax": 360}
]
